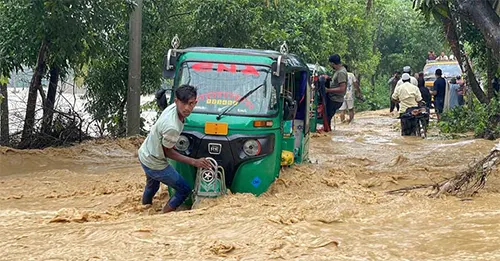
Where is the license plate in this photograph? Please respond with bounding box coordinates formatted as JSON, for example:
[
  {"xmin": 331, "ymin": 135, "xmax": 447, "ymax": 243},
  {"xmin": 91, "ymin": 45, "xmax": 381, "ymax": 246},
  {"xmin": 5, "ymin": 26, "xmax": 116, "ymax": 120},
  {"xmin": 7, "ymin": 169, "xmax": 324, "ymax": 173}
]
[{"xmin": 204, "ymin": 122, "xmax": 228, "ymax": 135}]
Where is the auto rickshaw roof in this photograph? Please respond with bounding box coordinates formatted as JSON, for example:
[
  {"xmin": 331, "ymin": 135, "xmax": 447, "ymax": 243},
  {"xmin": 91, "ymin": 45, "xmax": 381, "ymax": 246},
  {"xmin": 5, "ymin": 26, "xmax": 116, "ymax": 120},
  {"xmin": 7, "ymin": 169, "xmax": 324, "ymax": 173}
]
[
  {"xmin": 307, "ymin": 63, "xmax": 328, "ymax": 74},
  {"xmin": 177, "ymin": 47, "xmax": 309, "ymax": 71}
]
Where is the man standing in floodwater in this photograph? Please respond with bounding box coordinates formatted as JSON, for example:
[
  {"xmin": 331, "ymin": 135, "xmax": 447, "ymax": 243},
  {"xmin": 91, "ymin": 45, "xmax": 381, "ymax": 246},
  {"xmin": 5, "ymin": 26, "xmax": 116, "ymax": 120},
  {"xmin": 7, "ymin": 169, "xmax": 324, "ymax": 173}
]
[
  {"xmin": 138, "ymin": 84, "xmax": 212, "ymax": 213},
  {"xmin": 339, "ymin": 64, "xmax": 361, "ymax": 124},
  {"xmin": 431, "ymin": 69, "xmax": 446, "ymax": 122},
  {"xmin": 417, "ymin": 72, "xmax": 431, "ymax": 110},
  {"xmin": 325, "ymin": 54, "xmax": 347, "ymax": 130}
]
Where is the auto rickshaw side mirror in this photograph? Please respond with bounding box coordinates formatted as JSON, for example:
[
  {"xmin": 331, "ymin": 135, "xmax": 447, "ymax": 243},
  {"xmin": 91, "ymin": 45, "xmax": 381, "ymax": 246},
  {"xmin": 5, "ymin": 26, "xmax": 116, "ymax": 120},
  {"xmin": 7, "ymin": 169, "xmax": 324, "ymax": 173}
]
[
  {"xmin": 155, "ymin": 86, "xmax": 174, "ymax": 110},
  {"xmin": 282, "ymin": 96, "xmax": 297, "ymax": 121},
  {"xmin": 163, "ymin": 49, "xmax": 178, "ymax": 79},
  {"xmin": 271, "ymin": 61, "xmax": 286, "ymax": 87}
]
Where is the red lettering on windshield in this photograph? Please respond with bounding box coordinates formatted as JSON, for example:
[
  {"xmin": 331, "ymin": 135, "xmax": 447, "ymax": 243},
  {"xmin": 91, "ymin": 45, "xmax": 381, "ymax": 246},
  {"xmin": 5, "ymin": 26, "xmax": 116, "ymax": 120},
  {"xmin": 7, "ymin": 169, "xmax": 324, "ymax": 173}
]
[
  {"xmin": 241, "ymin": 66, "xmax": 259, "ymax": 76},
  {"xmin": 192, "ymin": 63, "xmax": 260, "ymax": 76},
  {"xmin": 217, "ymin": 64, "xmax": 237, "ymax": 73},
  {"xmin": 192, "ymin": 62, "xmax": 213, "ymax": 72}
]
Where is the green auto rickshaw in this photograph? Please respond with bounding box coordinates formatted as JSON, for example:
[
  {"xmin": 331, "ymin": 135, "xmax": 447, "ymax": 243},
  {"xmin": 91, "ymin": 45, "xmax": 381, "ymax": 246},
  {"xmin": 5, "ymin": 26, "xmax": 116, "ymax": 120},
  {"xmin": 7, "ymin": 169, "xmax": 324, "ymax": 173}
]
[{"xmin": 162, "ymin": 37, "xmax": 313, "ymax": 205}]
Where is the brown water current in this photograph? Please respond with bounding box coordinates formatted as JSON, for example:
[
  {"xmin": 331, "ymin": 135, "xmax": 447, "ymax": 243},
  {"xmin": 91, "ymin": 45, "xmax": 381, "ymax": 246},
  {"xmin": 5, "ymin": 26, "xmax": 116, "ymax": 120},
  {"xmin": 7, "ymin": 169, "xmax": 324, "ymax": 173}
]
[{"xmin": 1, "ymin": 110, "xmax": 499, "ymax": 260}]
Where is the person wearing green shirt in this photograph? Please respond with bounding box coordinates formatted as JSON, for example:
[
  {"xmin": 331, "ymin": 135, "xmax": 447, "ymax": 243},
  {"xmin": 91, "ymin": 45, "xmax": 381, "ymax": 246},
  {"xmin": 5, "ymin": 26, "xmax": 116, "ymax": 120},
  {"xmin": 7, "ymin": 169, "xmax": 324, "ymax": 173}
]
[
  {"xmin": 325, "ymin": 54, "xmax": 347, "ymax": 130},
  {"xmin": 138, "ymin": 84, "xmax": 212, "ymax": 213}
]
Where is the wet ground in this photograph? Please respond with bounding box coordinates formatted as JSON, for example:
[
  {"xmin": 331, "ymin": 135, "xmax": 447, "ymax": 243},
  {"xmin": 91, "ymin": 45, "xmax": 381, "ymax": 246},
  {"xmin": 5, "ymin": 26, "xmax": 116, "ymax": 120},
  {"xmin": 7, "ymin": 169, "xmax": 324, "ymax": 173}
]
[{"xmin": 1, "ymin": 110, "xmax": 499, "ymax": 261}]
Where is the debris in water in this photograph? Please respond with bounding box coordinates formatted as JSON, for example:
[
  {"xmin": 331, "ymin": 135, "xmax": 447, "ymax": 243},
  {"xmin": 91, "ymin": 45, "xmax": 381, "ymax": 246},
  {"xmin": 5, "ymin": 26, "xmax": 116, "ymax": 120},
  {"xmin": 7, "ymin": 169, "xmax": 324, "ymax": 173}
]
[
  {"xmin": 390, "ymin": 155, "xmax": 409, "ymax": 166},
  {"xmin": 387, "ymin": 143, "xmax": 500, "ymax": 197},
  {"xmin": 209, "ymin": 240, "xmax": 236, "ymax": 256},
  {"xmin": 48, "ymin": 208, "xmax": 111, "ymax": 223}
]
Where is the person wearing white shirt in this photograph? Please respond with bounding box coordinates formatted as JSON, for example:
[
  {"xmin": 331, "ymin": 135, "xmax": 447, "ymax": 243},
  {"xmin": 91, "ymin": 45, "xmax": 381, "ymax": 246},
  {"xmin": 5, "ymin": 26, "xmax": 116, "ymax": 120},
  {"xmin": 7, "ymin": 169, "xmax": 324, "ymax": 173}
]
[
  {"xmin": 392, "ymin": 73, "xmax": 423, "ymax": 136},
  {"xmin": 339, "ymin": 65, "xmax": 362, "ymax": 123},
  {"xmin": 396, "ymin": 66, "xmax": 418, "ymax": 87}
]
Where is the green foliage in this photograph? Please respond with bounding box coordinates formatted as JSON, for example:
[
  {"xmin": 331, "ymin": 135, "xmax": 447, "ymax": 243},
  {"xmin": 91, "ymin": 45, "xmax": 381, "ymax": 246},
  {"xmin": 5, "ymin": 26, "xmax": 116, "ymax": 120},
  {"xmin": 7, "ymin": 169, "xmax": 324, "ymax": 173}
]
[
  {"xmin": 439, "ymin": 98, "xmax": 500, "ymax": 139},
  {"xmin": 355, "ymin": 76, "xmax": 390, "ymax": 111},
  {"xmin": 84, "ymin": 1, "xmax": 175, "ymax": 136},
  {"xmin": 84, "ymin": 54, "xmax": 128, "ymax": 137},
  {"xmin": 0, "ymin": 0, "xmax": 131, "ymax": 77},
  {"xmin": 375, "ymin": 0, "xmax": 447, "ymax": 76}
]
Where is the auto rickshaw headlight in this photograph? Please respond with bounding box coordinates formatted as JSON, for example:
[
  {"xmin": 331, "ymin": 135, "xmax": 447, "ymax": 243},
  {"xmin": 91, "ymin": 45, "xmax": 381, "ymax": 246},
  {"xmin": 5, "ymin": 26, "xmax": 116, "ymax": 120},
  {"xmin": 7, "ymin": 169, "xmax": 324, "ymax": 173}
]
[
  {"xmin": 243, "ymin": 139, "xmax": 261, "ymax": 156},
  {"xmin": 175, "ymin": 135, "xmax": 190, "ymax": 152}
]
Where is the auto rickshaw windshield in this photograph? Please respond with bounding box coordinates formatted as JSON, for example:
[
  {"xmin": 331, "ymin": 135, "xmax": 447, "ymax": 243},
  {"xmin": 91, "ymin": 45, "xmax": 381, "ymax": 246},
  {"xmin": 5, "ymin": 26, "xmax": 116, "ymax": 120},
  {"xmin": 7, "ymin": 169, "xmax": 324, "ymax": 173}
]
[{"xmin": 177, "ymin": 61, "xmax": 278, "ymax": 116}]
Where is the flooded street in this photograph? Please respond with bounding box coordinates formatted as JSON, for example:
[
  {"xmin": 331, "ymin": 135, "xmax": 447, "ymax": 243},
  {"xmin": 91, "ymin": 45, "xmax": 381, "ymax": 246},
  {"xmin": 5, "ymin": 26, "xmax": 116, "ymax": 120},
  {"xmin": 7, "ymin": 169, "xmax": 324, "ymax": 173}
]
[{"xmin": 1, "ymin": 110, "xmax": 499, "ymax": 261}]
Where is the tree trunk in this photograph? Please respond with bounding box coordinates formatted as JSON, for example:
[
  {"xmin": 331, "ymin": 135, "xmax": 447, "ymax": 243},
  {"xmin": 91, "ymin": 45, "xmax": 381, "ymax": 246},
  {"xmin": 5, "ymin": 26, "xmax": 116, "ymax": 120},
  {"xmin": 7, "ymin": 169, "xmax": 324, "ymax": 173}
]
[
  {"xmin": 0, "ymin": 82, "xmax": 9, "ymax": 146},
  {"xmin": 455, "ymin": 0, "xmax": 500, "ymax": 63},
  {"xmin": 441, "ymin": 6, "xmax": 489, "ymax": 104},
  {"xmin": 41, "ymin": 65, "xmax": 59, "ymax": 134},
  {"xmin": 126, "ymin": 0, "xmax": 143, "ymax": 136},
  {"xmin": 371, "ymin": 17, "xmax": 382, "ymax": 91},
  {"xmin": 486, "ymin": 48, "xmax": 496, "ymax": 101},
  {"xmin": 365, "ymin": 0, "xmax": 373, "ymax": 14},
  {"xmin": 20, "ymin": 41, "xmax": 48, "ymax": 149}
]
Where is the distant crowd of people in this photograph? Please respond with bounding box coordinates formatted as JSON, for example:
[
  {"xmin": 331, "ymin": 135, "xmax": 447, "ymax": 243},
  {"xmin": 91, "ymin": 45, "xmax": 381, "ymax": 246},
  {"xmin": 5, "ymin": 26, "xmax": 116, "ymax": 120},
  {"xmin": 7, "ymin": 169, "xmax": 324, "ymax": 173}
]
[
  {"xmin": 388, "ymin": 66, "xmax": 467, "ymax": 120},
  {"xmin": 427, "ymin": 50, "xmax": 455, "ymax": 61},
  {"xmin": 322, "ymin": 52, "xmax": 498, "ymax": 135}
]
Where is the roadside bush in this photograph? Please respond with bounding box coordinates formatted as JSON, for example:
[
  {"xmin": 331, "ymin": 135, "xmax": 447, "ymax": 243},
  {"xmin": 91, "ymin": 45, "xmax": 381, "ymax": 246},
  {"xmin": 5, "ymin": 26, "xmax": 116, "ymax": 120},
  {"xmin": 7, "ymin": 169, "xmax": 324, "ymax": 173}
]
[{"xmin": 439, "ymin": 98, "xmax": 500, "ymax": 140}]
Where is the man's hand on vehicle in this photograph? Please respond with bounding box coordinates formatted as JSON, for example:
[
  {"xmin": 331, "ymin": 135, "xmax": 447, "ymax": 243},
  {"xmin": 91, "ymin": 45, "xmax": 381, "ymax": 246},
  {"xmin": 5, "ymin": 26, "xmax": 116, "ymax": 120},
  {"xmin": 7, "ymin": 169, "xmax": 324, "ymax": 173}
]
[{"xmin": 192, "ymin": 158, "xmax": 213, "ymax": 169}]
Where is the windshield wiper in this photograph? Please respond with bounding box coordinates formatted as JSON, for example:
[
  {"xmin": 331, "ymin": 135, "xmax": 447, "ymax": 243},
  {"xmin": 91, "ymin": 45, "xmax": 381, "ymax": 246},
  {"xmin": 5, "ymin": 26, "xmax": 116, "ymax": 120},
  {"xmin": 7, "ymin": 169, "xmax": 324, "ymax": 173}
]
[{"xmin": 216, "ymin": 83, "xmax": 265, "ymax": 120}]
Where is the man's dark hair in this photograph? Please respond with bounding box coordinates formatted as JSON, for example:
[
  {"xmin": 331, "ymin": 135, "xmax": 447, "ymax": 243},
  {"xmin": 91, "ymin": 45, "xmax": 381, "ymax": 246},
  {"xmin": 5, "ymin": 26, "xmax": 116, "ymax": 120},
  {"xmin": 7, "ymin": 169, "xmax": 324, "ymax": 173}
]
[
  {"xmin": 344, "ymin": 64, "xmax": 350, "ymax": 71},
  {"xmin": 402, "ymin": 79, "xmax": 411, "ymax": 83},
  {"xmin": 435, "ymin": 69, "xmax": 443, "ymax": 76},
  {"xmin": 418, "ymin": 72, "xmax": 424, "ymax": 78},
  {"xmin": 328, "ymin": 54, "xmax": 342, "ymax": 65},
  {"xmin": 456, "ymin": 75, "xmax": 461, "ymax": 80},
  {"xmin": 175, "ymin": 84, "xmax": 197, "ymax": 103}
]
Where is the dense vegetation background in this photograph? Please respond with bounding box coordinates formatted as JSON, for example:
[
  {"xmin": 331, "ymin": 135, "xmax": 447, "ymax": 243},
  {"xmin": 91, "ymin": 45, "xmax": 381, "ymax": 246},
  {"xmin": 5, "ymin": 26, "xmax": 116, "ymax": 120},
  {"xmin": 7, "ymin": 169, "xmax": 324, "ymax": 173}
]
[{"xmin": 0, "ymin": 0, "xmax": 498, "ymax": 147}]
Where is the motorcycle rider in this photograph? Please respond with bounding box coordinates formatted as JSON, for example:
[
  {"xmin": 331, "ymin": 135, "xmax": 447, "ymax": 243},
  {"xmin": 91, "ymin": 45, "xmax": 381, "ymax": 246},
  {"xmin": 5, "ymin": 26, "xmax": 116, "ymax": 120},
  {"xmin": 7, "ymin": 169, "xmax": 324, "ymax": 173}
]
[{"xmin": 392, "ymin": 73, "xmax": 424, "ymax": 136}]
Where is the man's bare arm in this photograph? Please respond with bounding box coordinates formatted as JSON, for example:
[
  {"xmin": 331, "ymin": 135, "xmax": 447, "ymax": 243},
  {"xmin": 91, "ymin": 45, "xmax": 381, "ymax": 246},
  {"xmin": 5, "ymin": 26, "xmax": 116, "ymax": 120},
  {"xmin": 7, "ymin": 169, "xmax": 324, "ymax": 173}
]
[{"xmin": 163, "ymin": 147, "xmax": 212, "ymax": 169}]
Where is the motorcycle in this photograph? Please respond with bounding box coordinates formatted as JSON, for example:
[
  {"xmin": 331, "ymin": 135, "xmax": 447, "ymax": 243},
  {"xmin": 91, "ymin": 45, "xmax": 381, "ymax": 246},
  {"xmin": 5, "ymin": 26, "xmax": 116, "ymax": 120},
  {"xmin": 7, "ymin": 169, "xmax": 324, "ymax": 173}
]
[{"xmin": 399, "ymin": 106, "xmax": 429, "ymax": 138}]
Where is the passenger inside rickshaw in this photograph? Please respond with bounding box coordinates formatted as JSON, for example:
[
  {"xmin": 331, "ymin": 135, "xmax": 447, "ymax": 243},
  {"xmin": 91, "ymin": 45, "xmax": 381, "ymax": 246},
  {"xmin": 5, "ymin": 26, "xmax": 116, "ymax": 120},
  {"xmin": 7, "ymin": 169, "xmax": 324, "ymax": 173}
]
[{"xmin": 283, "ymin": 71, "xmax": 309, "ymax": 161}]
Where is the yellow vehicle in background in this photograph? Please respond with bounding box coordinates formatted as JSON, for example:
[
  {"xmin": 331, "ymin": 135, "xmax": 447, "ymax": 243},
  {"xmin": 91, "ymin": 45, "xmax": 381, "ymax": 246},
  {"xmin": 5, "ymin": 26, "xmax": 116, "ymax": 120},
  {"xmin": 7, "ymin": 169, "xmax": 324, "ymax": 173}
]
[{"xmin": 423, "ymin": 60, "xmax": 463, "ymax": 88}]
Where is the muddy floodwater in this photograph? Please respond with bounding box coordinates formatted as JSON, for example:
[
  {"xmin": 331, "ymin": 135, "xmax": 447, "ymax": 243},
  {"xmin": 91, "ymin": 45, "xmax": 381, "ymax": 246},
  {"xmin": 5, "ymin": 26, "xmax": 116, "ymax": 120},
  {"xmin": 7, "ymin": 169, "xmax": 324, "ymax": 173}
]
[{"xmin": 1, "ymin": 110, "xmax": 499, "ymax": 261}]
